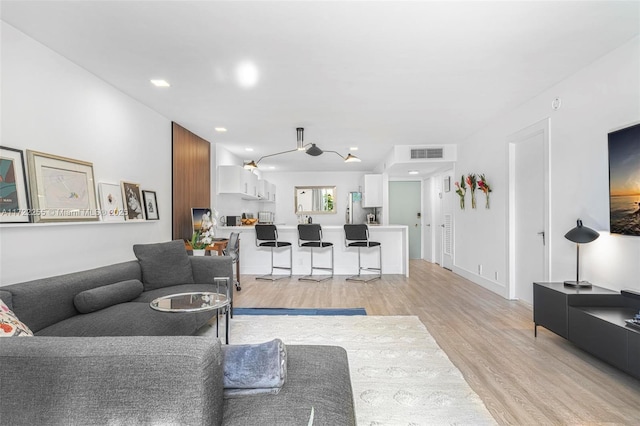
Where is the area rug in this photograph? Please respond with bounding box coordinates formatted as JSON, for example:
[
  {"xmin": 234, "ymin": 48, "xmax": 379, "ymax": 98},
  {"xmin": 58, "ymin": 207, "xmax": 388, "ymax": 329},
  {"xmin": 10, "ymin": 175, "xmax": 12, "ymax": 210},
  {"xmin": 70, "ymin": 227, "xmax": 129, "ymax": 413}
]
[
  {"xmin": 203, "ymin": 315, "xmax": 496, "ymax": 425},
  {"xmin": 232, "ymin": 307, "xmax": 367, "ymax": 316}
]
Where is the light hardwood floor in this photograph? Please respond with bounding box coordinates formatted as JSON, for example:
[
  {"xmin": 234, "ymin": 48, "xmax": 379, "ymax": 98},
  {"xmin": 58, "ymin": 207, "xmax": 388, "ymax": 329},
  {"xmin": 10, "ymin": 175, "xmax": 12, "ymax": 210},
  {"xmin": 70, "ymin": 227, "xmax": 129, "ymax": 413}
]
[{"xmin": 233, "ymin": 260, "xmax": 640, "ymax": 425}]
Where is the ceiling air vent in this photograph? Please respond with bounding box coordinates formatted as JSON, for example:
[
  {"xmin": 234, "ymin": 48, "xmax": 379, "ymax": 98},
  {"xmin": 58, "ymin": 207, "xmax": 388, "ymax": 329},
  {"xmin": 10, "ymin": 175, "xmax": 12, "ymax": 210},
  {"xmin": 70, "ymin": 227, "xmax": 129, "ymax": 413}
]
[{"xmin": 410, "ymin": 147, "xmax": 444, "ymax": 159}]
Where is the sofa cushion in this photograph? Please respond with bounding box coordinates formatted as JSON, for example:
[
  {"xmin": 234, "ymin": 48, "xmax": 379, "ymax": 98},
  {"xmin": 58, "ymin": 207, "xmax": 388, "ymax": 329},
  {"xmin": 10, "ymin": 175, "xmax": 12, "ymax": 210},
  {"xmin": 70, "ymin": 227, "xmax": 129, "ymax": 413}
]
[
  {"xmin": 223, "ymin": 345, "xmax": 355, "ymax": 426},
  {"xmin": 0, "ymin": 299, "xmax": 33, "ymax": 337},
  {"xmin": 1, "ymin": 261, "xmax": 141, "ymax": 333},
  {"xmin": 36, "ymin": 302, "xmax": 211, "ymax": 337},
  {"xmin": 133, "ymin": 240, "xmax": 194, "ymax": 290},
  {"xmin": 74, "ymin": 280, "xmax": 144, "ymax": 314}
]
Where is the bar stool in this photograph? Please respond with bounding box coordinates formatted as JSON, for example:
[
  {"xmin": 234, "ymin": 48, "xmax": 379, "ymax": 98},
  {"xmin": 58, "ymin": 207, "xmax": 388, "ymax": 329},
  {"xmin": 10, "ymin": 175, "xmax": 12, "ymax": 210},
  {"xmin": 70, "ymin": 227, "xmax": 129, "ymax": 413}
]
[
  {"xmin": 297, "ymin": 224, "xmax": 334, "ymax": 282},
  {"xmin": 255, "ymin": 224, "xmax": 292, "ymax": 280},
  {"xmin": 344, "ymin": 224, "xmax": 382, "ymax": 282}
]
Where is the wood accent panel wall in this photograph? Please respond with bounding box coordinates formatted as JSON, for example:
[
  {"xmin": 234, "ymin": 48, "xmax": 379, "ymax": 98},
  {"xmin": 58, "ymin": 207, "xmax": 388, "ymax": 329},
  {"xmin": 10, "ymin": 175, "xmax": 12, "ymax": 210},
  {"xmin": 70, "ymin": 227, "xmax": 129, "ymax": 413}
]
[{"xmin": 172, "ymin": 122, "xmax": 211, "ymax": 240}]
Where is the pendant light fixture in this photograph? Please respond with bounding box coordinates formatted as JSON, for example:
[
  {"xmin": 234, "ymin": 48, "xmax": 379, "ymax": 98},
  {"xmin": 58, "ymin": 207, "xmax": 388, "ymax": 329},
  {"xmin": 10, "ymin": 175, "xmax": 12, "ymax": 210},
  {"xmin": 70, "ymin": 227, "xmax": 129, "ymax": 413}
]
[{"xmin": 244, "ymin": 127, "xmax": 361, "ymax": 169}]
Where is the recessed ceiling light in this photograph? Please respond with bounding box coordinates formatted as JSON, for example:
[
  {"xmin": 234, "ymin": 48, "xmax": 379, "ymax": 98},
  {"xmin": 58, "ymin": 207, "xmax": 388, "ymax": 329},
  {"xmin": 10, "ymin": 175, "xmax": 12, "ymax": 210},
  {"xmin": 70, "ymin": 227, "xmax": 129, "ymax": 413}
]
[
  {"xmin": 150, "ymin": 79, "xmax": 170, "ymax": 87},
  {"xmin": 215, "ymin": 127, "xmax": 227, "ymax": 132},
  {"xmin": 236, "ymin": 61, "xmax": 259, "ymax": 88},
  {"xmin": 350, "ymin": 147, "xmax": 358, "ymax": 151},
  {"xmin": 268, "ymin": 166, "xmax": 276, "ymax": 170},
  {"xmin": 245, "ymin": 148, "xmax": 254, "ymax": 152},
  {"xmin": 409, "ymin": 170, "xmax": 419, "ymax": 175}
]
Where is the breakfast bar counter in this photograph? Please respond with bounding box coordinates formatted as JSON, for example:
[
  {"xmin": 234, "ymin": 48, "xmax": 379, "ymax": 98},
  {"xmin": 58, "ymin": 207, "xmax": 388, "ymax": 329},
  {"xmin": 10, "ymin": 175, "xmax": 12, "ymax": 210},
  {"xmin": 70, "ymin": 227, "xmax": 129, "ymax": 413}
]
[{"xmin": 215, "ymin": 225, "xmax": 409, "ymax": 277}]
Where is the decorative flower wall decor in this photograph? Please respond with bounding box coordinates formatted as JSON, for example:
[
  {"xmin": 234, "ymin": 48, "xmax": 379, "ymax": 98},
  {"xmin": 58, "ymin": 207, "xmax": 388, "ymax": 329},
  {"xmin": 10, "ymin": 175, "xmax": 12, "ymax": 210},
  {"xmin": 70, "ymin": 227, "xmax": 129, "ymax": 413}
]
[
  {"xmin": 455, "ymin": 173, "xmax": 493, "ymax": 210},
  {"xmin": 478, "ymin": 174, "xmax": 492, "ymax": 209},
  {"xmin": 465, "ymin": 174, "xmax": 477, "ymax": 209},
  {"xmin": 455, "ymin": 175, "xmax": 466, "ymax": 210}
]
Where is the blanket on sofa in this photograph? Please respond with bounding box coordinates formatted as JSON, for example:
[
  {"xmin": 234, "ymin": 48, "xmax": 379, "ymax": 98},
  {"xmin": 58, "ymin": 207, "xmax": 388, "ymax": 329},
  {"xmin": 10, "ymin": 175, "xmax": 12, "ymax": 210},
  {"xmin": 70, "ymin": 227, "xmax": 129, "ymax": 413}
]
[{"xmin": 222, "ymin": 338, "xmax": 287, "ymax": 397}]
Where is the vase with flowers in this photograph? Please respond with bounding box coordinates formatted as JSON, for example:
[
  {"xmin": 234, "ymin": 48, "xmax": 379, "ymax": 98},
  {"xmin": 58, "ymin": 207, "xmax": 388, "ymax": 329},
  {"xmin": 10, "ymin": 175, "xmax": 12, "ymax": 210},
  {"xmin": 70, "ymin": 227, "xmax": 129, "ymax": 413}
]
[
  {"xmin": 190, "ymin": 231, "xmax": 209, "ymax": 256},
  {"xmin": 466, "ymin": 174, "xmax": 477, "ymax": 209},
  {"xmin": 477, "ymin": 174, "xmax": 492, "ymax": 209},
  {"xmin": 454, "ymin": 176, "xmax": 466, "ymax": 210}
]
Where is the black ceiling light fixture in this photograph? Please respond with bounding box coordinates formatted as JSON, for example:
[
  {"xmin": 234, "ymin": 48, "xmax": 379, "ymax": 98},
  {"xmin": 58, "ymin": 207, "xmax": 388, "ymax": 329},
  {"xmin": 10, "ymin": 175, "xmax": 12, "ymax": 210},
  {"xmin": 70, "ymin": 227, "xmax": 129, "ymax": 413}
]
[{"xmin": 244, "ymin": 127, "xmax": 361, "ymax": 169}]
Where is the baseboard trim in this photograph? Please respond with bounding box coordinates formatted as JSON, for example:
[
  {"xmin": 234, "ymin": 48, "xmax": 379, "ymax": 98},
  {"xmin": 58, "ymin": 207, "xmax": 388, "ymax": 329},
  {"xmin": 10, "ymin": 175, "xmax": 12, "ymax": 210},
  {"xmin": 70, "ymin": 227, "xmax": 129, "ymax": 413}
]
[{"xmin": 453, "ymin": 266, "xmax": 509, "ymax": 299}]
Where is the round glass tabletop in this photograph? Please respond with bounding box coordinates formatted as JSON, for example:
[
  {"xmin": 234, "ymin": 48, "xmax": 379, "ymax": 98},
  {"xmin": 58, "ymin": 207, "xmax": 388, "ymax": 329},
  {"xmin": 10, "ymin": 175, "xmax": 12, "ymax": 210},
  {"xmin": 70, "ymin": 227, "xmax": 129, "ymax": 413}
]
[{"xmin": 150, "ymin": 292, "xmax": 230, "ymax": 313}]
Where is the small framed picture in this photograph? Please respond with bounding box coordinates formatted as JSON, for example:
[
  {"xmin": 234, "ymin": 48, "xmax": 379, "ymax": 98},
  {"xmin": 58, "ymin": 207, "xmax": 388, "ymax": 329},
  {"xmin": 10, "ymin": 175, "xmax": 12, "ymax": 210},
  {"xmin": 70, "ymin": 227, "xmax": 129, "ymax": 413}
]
[
  {"xmin": 191, "ymin": 207, "xmax": 212, "ymax": 234},
  {"xmin": 26, "ymin": 150, "xmax": 99, "ymax": 222},
  {"xmin": 98, "ymin": 182, "xmax": 125, "ymax": 222},
  {"xmin": 142, "ymin": 190, "xmax": 159, "ymax": 220},
  {"xmin": 444, "ymin": 176, "xmax": 451, "ymax": 193},
  {"xmin": 0, "ymin": 146, "xmax": 31, "ymax": 223},
  {"xmin": 121, "ymin": 181, "xmax": 145, "ymax": 221}
]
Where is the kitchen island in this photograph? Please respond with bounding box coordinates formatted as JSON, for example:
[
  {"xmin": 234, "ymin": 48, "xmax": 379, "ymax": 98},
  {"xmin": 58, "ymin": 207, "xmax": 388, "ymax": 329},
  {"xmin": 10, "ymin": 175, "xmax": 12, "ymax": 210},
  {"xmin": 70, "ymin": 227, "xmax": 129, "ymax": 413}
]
[{"xmin": 215, "ymin": 225, "xmax": 409, "ymax": 277}]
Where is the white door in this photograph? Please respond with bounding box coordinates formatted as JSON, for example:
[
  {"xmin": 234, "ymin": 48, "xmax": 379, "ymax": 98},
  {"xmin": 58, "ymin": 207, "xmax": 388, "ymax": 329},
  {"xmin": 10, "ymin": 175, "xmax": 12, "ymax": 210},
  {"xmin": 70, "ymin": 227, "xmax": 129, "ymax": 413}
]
[
  {"xmin": 509, "ymin": 120, "xmax": 549, "ymax": 303},
  {"xmin": 423, "ymin": 178, "xmax": 433, "ymax": 262},
  {"xmin": 440, "ymin": 172, "xmax": 454, "ymax": 270}
]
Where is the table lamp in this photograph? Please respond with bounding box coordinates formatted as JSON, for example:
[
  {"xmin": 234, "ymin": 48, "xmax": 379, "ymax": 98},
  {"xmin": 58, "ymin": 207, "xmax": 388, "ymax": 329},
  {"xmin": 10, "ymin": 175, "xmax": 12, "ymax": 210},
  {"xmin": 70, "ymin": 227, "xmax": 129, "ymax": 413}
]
[{"xmin": 564, "ymin": 219, "xmax": 599, "ymax": 287}]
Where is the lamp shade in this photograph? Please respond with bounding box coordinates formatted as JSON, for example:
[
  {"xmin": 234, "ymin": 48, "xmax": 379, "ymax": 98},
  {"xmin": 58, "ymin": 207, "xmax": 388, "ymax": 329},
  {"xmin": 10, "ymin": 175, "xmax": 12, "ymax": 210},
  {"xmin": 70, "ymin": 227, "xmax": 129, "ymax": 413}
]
[
  {"xmin": 305, "ymin": 144, "xmax": 323, "ymax": 157},
  {"xmin": 564, "ymin": 219, "xmax": 599, "ymax": 244},
  {"xmin": 344, "ymin": 153, "xmax": 361, "ymax": 163}
]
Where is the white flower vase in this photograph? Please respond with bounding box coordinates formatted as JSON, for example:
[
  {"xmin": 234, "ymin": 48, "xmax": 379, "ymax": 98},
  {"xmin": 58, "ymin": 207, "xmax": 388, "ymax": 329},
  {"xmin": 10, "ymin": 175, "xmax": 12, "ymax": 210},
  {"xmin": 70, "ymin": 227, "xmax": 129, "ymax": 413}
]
[{"xmin": 192, "ymin": 249, "xmax": 206, "ymax": 256}]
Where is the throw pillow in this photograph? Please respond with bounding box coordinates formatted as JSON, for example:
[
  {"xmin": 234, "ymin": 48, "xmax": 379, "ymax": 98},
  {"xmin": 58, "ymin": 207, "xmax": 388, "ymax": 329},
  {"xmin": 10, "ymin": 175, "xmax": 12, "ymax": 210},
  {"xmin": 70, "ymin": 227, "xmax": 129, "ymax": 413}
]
[
  {"xmin": 0, "ymin": 298, "xmax": 34, "ymax": 337},
  {"xmin": 74, "ymin": 280, "xmax": 144, "ymax": 314},
  {"xmin": 133, "ymin": 240, "xmax": 195, "ymax": 290}
]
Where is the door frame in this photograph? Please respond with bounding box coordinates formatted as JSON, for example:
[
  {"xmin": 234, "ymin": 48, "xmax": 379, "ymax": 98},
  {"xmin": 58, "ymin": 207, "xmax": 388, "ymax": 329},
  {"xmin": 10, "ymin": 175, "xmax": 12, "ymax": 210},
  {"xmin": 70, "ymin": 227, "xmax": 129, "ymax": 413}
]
[{"xmin": 507, "ymin": 118, "xmax": 551, "ymax": 300}]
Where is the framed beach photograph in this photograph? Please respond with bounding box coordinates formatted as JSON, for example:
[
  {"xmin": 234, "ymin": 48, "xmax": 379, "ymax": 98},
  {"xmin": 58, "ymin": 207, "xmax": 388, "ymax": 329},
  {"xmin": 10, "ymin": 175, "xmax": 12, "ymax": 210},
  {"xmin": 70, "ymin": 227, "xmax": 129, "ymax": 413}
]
[
  {"xmin": 444, "ymin": 176, "xmax": 451, "ymax": 193},
  {"xmin": 191, "ymin": 207, "xmax": 212, "ymax": 234},
  {"xmin": 142, "ymin": 190, "xmax": 159, "ymax": 220},
  {"xmin": 0, "ymin": 146, "xmax": 31, "ymax": 223},
  {"xmin": 98, "ymin": 182, "xmax": 125, "ymax": 222},
  {"xmin": 26, "ymin": 150, "xmax": 99, "ymax": 222},
  {"xmin": 121, "ymin": 181, "xmax": 145, "ymax": 221}
]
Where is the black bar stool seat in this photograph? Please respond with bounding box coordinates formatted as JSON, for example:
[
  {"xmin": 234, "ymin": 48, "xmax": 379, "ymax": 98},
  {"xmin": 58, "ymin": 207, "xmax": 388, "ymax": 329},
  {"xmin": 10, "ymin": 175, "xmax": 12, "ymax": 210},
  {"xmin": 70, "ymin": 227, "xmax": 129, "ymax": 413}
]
[
  {"xmin": 255, "ymin": 224, "xmax": 292, "ymax": 281},
  {"xmin": 344, "ymin": 224, "xmax": 382, "ymax": 282},
  {"xmin": 298, "ymin": 224, "xmax": 334, "ymax": 282}
]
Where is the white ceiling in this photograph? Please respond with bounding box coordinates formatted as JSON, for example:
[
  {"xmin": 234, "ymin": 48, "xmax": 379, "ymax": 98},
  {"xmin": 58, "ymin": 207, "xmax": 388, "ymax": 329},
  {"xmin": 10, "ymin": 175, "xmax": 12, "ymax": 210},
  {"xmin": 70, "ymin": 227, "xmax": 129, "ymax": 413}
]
[{"xmin": 2, "ymin": 1, "xmax": 638, "ymax": 174}]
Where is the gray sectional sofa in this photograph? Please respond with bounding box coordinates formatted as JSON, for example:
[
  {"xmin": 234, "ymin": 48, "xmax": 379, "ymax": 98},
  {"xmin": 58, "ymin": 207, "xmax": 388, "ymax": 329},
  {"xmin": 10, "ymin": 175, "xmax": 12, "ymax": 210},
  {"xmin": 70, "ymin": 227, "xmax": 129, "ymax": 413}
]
[{"xmin": 0, "ymin": 240, "xmax": 356, "ymax": 425}]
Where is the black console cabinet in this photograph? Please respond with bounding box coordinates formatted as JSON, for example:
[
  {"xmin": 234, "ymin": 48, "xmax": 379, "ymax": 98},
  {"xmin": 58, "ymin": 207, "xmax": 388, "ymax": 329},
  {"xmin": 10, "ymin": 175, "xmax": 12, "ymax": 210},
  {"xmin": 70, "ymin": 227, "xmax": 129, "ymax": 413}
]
[
  {"xmin": 533, "ymin": 282, "xmax": 640, "ymax": 380},
  {"xmin": 533, "ymin": 283, "xmax": 619, "ymax": 338}
]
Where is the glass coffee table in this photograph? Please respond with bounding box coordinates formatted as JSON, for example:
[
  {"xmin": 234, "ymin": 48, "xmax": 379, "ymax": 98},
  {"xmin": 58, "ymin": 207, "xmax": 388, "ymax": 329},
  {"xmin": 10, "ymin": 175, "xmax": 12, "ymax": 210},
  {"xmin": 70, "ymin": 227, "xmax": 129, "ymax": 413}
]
[{"xmin": 150, "ymin": 291, "xmax": 231, "ymax": 343}]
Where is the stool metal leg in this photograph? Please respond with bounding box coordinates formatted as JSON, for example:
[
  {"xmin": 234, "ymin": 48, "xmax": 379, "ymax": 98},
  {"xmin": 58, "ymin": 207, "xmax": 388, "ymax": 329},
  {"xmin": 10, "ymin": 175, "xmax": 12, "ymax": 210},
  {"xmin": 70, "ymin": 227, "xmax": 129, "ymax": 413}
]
[
  {"xmin": 299, "ymin": 245, "xmax": 334, "ymax": 282},
  {"xmin": 346, "ymin": 244, "xmax": 381, "ymax": 282},
  {"xmin": 257, "ymin": 245, "xmax": 293, "ymax": 281}
]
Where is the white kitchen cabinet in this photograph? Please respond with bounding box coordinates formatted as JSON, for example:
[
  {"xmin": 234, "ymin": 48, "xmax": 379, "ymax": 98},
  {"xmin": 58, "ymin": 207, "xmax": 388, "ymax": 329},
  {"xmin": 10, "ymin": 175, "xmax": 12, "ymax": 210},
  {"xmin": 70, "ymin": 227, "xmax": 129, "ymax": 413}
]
[
  {"xmin": 217, "ymin": 165, "xmax": 258, "ymax": 199},
  {"xmin": 257, "ymin": 179, "xmax": 276, "ymax": 202},
  {"xmin": 362, "ymin": 174, "xmax": 383, "ymax": 207}
]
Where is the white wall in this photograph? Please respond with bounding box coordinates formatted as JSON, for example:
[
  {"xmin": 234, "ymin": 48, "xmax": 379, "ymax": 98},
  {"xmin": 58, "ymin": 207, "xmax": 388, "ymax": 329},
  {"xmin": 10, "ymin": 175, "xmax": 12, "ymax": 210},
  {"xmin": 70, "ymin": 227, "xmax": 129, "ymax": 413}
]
[
  {"xmin": 0, "ymin": 23, "xmax": 172, "ymax": 285},
  {"xmin": 454, "ymin": 36, "xmax": 640, "ymax": 297},
  {"xmin": 260, "ymin": 171, "xmax": 366, "ymax": 226}
]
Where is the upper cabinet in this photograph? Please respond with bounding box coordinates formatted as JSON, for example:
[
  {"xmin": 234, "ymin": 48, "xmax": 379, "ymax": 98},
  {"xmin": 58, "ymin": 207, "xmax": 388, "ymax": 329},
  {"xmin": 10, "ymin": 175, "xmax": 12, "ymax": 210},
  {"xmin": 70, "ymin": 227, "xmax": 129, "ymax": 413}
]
[
  {"xmin": 218, "ymin": 165, "xmax": 257, "ymax": 199},
  {"xmin": 258, "ymin": 179, "xmax": 276, "ymax": 202},
  {"xmin": 217, "ymin": 165, "xmax": 275, "ymax": 201},
  {"xmin": 361, "ymin": 174, "xmax": 383, "ymax": 207}
]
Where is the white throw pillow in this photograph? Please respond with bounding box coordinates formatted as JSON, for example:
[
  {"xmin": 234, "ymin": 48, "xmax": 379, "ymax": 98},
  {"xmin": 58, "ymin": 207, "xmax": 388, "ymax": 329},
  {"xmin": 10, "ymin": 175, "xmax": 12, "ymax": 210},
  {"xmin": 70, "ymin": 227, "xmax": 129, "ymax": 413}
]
[{"xmin": 0, "ymin": 298, "xmax": 33, "ymax": 337}]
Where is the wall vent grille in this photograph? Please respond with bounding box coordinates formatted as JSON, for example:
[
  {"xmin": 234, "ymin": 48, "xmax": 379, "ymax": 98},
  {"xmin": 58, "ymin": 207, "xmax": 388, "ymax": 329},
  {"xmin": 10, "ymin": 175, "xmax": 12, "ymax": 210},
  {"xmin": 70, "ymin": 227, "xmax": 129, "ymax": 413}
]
[{"xmin": 410, "ymin": 148, "xmax": 444, "ymax": 159}]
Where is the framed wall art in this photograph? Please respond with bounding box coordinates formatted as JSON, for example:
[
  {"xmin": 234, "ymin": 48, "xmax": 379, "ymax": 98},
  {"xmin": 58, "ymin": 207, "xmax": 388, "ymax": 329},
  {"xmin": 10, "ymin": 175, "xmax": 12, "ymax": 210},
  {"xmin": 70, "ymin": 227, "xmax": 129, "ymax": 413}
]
[
  {"xmin": 444, "ymin": 176, "xmax": 451, "ymax": 193},
  {"xmin": 98, "ymin": 182, "xmax": 125, "ymax": 222},
  {"xmin": 142, "ymin": 190, "xmax": 159, "ymax": 220},
  {"xmin": 191, "ymin": 207, "xmax": 212, "ymax": 234},
  {"xmin": 0, "ymin": 146, "xmax": 31, "ymax": 223},
  {"xmin": 121, "ymin": 181, "xmax": 145, "ymax": 221},
  {"xmin": 26, "ymin": 150, "xmax": 99, "ymax": 222}
]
